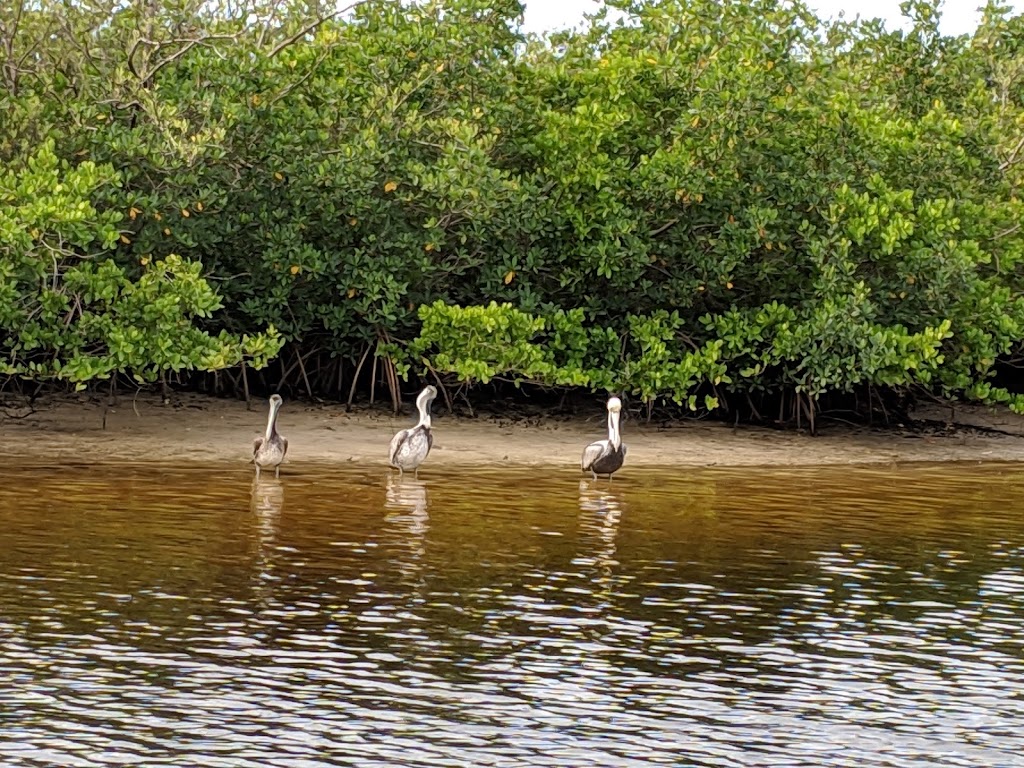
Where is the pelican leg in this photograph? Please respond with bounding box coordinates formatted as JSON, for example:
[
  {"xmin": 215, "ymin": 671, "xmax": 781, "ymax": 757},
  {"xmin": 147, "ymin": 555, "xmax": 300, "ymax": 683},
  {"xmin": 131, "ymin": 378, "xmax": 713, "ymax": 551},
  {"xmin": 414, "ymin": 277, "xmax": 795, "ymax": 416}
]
[
  {"xmin": 275, "ymin": 465, "xmax": 280, "ymax": 479},
  {"xmin": 255, "ymin": 464, "xmax": 261, "ymax": 480},
  {"xmin": 591, "ymin": 469, "xmax": 598, "ymax": 481}
]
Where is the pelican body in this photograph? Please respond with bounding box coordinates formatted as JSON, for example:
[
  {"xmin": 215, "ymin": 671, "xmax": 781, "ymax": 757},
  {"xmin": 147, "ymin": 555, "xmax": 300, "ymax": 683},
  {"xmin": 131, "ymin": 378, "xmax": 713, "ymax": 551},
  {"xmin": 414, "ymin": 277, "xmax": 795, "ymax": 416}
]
[
  {"xmin": 582, "ymin": 396, "xmax": 626, "ymax": 480},
  {"xmin": 253, "ymin": 394, "xmax": 288, "ymax": 479},
  {"xmin": 389, "ymin": 386, "xmax": 438, "ymax": 476}
]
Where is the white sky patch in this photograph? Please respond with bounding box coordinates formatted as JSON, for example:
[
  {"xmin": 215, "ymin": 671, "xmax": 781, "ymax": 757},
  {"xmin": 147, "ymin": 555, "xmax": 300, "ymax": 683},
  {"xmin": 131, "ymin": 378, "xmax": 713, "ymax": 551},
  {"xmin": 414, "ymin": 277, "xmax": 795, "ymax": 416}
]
[{"xmin": 520, "ymin": 0, "xmax": 1024, "ymax": 36}]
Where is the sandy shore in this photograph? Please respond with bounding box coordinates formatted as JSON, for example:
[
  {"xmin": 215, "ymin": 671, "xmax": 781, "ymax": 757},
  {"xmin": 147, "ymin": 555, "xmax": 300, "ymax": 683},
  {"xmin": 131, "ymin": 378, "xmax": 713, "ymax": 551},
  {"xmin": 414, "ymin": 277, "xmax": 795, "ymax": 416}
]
[{"xmin": 3, "ymin": 392, "xmax": 1024, "ymax": 469}]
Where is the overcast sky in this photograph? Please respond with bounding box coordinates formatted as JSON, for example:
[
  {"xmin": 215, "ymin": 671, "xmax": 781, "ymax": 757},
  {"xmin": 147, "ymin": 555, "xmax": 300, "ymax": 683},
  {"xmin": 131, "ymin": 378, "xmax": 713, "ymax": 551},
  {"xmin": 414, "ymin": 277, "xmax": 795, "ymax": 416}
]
[{"xmin": 520, "ymin": 0, "xmax": 1024, "ymax": 36}]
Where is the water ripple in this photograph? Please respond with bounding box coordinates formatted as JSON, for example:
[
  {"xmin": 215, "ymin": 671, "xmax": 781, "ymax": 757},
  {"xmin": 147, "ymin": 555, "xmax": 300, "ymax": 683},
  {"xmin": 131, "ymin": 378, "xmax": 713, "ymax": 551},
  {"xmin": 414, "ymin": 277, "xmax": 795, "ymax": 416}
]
[{"xmin": 0, "ymin": 463, "xmax": 1022, "ymax": 766}]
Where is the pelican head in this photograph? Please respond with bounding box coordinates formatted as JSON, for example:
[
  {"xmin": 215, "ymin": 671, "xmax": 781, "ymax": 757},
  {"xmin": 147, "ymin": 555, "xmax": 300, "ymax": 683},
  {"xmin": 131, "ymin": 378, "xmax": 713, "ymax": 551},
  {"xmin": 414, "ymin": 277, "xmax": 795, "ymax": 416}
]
[
  {"xmin": 415, "ymin": 385, "xmax": 438, "ymax": 426},
  {"xmin": 263, "ymin": 393, "xmax": 284, "ymax": 442},
  {"xmin": 606, "ymin": 395, "xmax": 622, "ymax": 448}
]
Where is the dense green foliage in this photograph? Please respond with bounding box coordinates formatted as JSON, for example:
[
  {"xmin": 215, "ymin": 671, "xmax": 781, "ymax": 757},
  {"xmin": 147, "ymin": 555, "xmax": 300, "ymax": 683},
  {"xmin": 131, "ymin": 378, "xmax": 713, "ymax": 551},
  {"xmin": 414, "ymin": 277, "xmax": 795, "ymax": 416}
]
[{"xmin": 3, "ymin": 0, "xmax": 1024, "ymax": 419}]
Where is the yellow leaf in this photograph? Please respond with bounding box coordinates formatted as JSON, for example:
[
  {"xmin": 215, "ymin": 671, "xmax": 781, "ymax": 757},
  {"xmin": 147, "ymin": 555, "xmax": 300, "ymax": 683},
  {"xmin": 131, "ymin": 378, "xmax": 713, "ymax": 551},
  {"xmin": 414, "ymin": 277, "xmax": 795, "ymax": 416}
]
[
  {"xmin": 425, "ymin": 243, "xmax": 435, "ymax": 252},
  {"xmin": 765, "ymin": 60, "xmax": 775, "ymax": 70},
  {"xmin": 726, "ymin": 281, "xmax": 734, "ymax": 289},
  {"xmin": 406, "ymin": 50, "xmax": 417, "ymax": 59},
  {"xmin": 30, "ymin": 228, "xmax": 39, "ymax": 239},
  {"xmin": 504, "ymin": 270, "xmax": 515, "ymax": 285},
  {"xmin": 181, "ymin": 208, "xmax": 190, "ymax": 218},
  {"xmin": 140, "ymin": 256, "xmax": 151, "ymax": 266},
  {"xmin": 274, "ymin": 172, "xmax": 284, "ymax": 181},
  {"xmin": 119, "ymin": 234, "xmax": 131, "ymax": 244},
  {"xmin": 348, "ymin": 218, "xmax": 358, "ymax": 226},
  {"xmin": 765, "ymin": 241, "xmax": 773, "ymax": 250},
  {"xmin": 697, "ymin": 285, "xmax": 705, "ymax": 292},
  {"xmin": 347, "ymin": 288, "xmax": 357, "ymax": 298},
  {"xmin": 154, "ymin": 212, "xmax": 162, "ymax": 221},
  {"xmin": 384, "ymin": 181, "xmax": 398, "ymax": 193},
  {"xmin": 645, "ymin": 57, "xmax": 657, "ymax": 65},
  {"xmin": 129, "ymin": 207, "xmax": 140, "ymax": 220},
  {"xmin": 251, "ymin": 94, "xmax": 261, "ymax": 106},
  {"xmin": 163, "ymin": 228, "xmax": 171, "ymax": 236},
  {"xmin": 690, "ymin": 115, "xmax": 700, "ymax": 128},
  {"xmin": 195, "ymin": 201, "xmax": 204, "ymax": 212},
  {"xmin": 435, "ymin": 62, "xmax": 445, "ymax": 73},
  {"xmin": 907, "ymin": 275, "xmax": 916, "ymax": 284},
  {"xmin": 290, "ymin": 265, "xmax": 300, "ymax": 275},
  {"xmin": 695, "ymin": 193, "xmax": 703, "ymax": 203}
]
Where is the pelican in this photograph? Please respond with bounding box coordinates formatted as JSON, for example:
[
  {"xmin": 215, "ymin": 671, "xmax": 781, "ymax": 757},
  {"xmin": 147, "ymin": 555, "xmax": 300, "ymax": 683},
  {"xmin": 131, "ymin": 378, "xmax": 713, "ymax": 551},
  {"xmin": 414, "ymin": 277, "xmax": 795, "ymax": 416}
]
[
  {"xmin": 252, "ymin": 394, "xmax": 288, "ymax": 479},
  {"xmin": 389, "ymin": 385, "xmax": 438, "ymax": 476},
  {"xmin": 581, "ymin": 395, "xmax": 626, "ymax": 480}
]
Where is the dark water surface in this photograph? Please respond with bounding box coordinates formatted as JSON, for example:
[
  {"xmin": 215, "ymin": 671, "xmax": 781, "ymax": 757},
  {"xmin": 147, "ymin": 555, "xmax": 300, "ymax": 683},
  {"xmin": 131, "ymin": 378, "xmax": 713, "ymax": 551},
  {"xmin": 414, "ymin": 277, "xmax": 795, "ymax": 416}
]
[{"xmin": 1, "ymin": 462, "xmax": 1023, "ymax": 767}]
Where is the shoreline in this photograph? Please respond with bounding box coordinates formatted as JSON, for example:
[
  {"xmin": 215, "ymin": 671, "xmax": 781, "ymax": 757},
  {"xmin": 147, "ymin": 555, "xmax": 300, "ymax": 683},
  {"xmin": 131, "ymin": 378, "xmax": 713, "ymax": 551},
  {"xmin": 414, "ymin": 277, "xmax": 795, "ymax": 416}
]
[{"xmin": 3, "ymin": 393, "xmax": 1024, "ymax": 469}]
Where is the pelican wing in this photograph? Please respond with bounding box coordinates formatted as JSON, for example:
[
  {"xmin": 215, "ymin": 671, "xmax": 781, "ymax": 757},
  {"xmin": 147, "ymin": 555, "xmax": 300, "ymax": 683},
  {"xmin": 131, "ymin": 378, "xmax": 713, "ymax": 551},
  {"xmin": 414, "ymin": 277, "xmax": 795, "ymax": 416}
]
[
  {"xmin": 581, "ymin": 439, "xmax": 609, "ymax": 471},
  {"xmin": 252, "ymin": 436, "xmax": 264, "ymax": 459},
  {"xmin": 389, "ymin": 428, "xmax": 410, "ymax": 467},
  {"xmin": 280, "ymin": 436, "xmax": 289, "ymax": 459}
]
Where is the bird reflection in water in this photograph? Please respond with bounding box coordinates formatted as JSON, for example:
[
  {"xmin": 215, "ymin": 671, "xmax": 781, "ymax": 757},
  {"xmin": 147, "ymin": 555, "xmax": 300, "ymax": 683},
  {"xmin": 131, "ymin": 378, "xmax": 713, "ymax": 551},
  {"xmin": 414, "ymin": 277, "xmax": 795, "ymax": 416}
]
[
  {"xmin": 384, "ymin": 474, "xmax": 430, "ymax": 583},
  {"xmin": 577, "ymin": 479, "xmax": 623, "ymax": 582},
  {"xmin": 250, "ymin": 477, "xmax": 284, "ymax": 603}
]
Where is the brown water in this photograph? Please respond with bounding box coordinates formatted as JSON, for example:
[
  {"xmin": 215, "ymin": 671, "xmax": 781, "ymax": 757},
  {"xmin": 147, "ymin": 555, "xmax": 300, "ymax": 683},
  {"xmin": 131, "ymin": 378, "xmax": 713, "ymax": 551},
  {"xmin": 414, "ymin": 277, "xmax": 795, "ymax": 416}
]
[{"xmin": 1, "ymin": 462, "xmax": 1023, "ymax": 767}]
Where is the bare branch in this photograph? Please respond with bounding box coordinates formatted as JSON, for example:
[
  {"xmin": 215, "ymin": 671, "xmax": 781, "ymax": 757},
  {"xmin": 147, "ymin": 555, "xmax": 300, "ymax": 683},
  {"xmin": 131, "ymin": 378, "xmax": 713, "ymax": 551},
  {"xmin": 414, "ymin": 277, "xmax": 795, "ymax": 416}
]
[
  {"xmin": 134, "ymin": 33, "xmax": 244, "ymax": 84},
  {"xmin": 0, "ymin": 0, "xmax": 25, "ymax": 91},
  {"xmin": 127, "ymin": 36, "xmax": 144, "ymax": 79},
  {"xmin": 649, "ymin": 217, "xmax": 679, "ymax": 237},
  {"xmin": 995, "ymin": 222, "xmax": 1021, "ymax": 240},
  {"xmin": 142, "ymin": 39, "xmax": 204, "ymax": 82},
  {"xmin": 1000, "ymin": 134, "xmax": 1024, "ymax": 172},
  {"xmin": 267, "ymin": 0, "xmax": 365, "ymax": 58},
  {"xmin": 267, "ymin": 48, "xmax": 331, "ymax": 107}
]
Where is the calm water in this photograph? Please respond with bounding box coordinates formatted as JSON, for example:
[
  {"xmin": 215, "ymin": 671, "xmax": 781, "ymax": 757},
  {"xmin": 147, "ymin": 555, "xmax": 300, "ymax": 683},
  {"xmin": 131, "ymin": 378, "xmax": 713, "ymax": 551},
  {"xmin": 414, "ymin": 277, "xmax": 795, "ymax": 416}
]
[{"xmin": 1, "ymin": 462, "xmax": 1023, "ymax": 767}]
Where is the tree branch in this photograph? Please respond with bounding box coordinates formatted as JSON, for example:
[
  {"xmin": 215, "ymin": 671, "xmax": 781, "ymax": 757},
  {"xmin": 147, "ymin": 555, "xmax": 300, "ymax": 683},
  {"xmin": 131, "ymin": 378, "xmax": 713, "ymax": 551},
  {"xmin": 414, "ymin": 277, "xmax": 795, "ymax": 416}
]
[
  {"xmin": 1000, "ymin": 134, "xmax": 1024, "ymax": 172},
  {"xmin": 267, "ymin": 48, "xmax": 331, "ymax": 107},
  {"xmin": 995, "ymin": 222, "xmax": 1021, "ymax": 240},
  {"xmin": 139, "ymin": 33, "xmax": 243, "ymax": 84},
  {"xmin": 267, "ymin": 0, "xmax": 365, "ymax": 58},
  {"xmin": 649, "ymin": 217, "xmax": 679, "ymax": 237}
]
